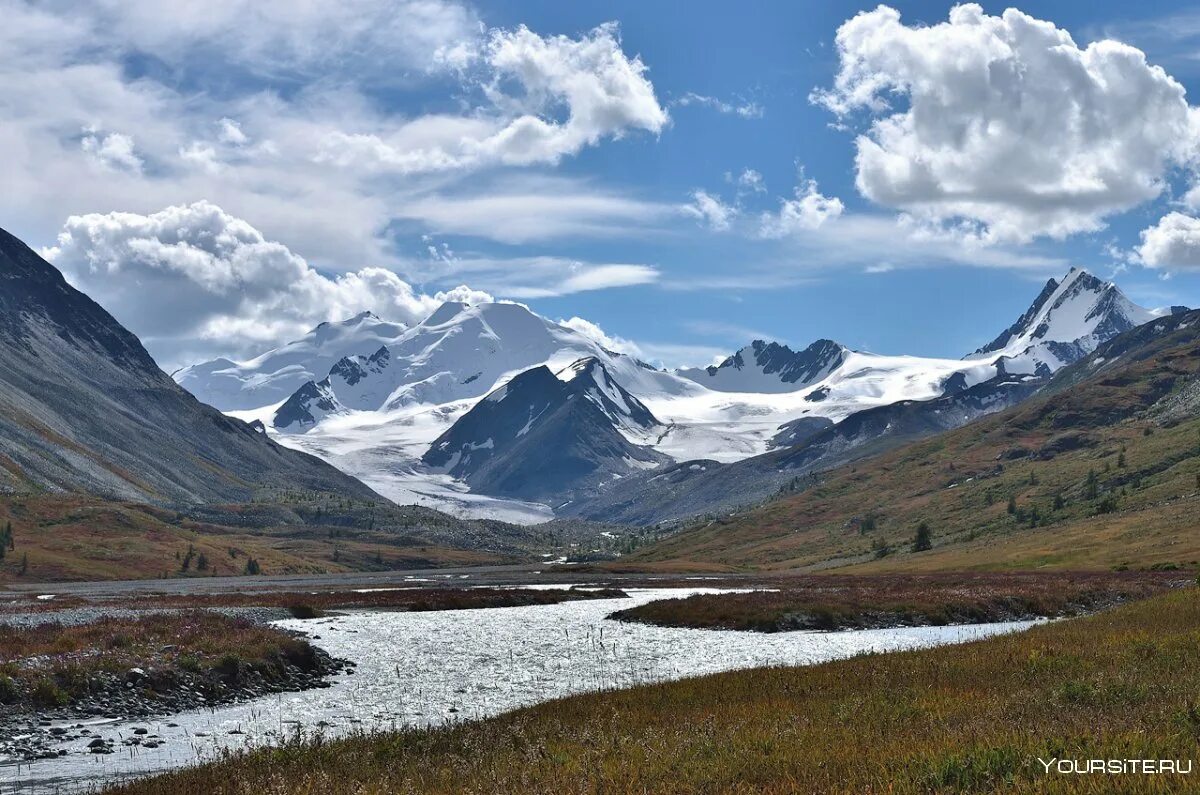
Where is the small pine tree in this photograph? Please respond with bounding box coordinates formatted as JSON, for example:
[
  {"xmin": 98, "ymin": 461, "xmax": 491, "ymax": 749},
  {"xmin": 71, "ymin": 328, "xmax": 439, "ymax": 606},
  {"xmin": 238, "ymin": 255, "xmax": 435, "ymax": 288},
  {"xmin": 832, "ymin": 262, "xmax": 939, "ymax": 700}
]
[
  {"xmin": 1053, "ymin": 493, "xmax": 1065, "ymax": 511},
  {"xmin": 244, "ymin": 558, "xmax": 261, "ymax": 575},
  {"xmin": 1117, "ymin": 452, "xmax": 1126, "ymax": 468},
  {"xmin": 1007, "ymin": 495, "xmax": 1017, "ymax": 515},
  {"xmin": 18, "ymin": 553, "xmax": 27, "ymax": 576},
  {"xmin": 913, "ymin": 522, "xmax": 932, "ymax": 552},
  {"xmin": 197, "ymin": 553, "xmax": 209, "ymax": 571},
  {"xmin": 5, "ymin": 522, "xmax": 13, "ymax": 551}
]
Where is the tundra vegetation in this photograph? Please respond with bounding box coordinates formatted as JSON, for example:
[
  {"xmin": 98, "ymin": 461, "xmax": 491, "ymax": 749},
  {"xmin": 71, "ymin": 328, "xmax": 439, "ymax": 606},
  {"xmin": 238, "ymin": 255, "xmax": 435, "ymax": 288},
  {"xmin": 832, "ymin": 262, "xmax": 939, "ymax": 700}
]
[{"xmin": 106, "ymin": 587, "xmax": 1200, "ymax": 794}]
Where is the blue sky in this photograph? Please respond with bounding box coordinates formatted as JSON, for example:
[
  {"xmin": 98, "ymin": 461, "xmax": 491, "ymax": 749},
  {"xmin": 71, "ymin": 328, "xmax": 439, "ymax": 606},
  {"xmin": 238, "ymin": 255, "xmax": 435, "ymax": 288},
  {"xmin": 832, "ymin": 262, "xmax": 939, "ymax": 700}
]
[{"xmin": 9, "ymin": 0, "xmax": 1200, "ymax": 368}]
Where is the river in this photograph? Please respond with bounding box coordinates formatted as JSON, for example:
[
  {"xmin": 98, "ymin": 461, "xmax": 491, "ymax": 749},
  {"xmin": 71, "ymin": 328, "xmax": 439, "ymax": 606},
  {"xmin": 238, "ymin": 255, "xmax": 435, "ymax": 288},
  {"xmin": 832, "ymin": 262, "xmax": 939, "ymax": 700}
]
[{"xmin": 0, "ymin": 588, "xmax": 1038, "ymax": 793}]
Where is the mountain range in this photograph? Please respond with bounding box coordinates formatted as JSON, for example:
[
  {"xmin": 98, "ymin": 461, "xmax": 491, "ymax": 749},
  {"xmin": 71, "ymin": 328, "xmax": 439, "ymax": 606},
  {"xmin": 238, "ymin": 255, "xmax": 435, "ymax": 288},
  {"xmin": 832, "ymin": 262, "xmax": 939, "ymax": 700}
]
[
  {"xmin": 629, "ymin": 305, "xmax": 1200, "ymax": 572},
  {"xmin": 179, "ymin": 263, "xmax": 1171, "ymax": 525},
  {"xmin": 0, "ymin": 218, "xmax": 1193, "ymax": 579}
]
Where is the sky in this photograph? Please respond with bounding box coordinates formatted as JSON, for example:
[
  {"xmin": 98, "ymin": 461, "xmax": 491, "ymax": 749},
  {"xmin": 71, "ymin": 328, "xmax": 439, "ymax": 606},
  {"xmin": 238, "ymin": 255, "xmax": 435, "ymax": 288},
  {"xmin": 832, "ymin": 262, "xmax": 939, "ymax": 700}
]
[{"xmin": 9, "ymin": 0, "xmax": 1200, "ymax": 371}]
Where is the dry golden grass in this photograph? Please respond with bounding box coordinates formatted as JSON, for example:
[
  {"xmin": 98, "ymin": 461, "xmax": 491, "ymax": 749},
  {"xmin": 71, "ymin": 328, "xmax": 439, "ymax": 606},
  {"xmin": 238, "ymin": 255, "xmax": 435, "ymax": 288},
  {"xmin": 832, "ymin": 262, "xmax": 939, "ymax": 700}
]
[
  {"xmin": 109, "ymin": 588, "xmax": 1200, "ymax": 794},
  {"xmin": 0, "ymin": 496, "xmax": 505, "ymax": 582},
  {"xmin": 609, "ymin": 571, "xmax": 1178, "ymax": 631}
]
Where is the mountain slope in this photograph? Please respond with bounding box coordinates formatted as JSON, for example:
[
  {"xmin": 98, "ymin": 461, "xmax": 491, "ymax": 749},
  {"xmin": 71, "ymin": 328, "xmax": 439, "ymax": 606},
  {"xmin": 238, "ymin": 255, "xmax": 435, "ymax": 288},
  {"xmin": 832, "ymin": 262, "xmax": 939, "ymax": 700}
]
[
  {"xmin": 422, "ymin": 358, "xmax": 665, "ymax": 501},
  {"xmin": 175, "ymin": 312, "xmax": 408, "ymax": 410},
  {"xmin": 625, "ymin": 309, "xmax": 1200, "ymax": 571},
  {"xmin": 560, "ymin": 371, "xmax": 1044, "ymax": 525},
  {"xmin": 0, "ymin": 227, "xmax": 377, "ymax": 504}
]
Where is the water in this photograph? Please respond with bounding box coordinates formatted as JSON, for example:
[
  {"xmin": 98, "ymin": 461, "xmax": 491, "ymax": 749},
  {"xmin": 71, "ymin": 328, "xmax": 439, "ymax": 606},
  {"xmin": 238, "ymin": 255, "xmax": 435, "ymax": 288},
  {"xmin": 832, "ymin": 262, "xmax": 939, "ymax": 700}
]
[{"xmin": 0, "ymin": 588, "xmax": 1037, "ymax": 793}]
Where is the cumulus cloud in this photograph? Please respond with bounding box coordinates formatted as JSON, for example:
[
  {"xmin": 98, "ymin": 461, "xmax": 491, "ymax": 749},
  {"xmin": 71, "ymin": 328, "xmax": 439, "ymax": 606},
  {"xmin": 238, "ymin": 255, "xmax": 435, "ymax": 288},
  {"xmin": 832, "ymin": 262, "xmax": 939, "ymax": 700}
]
[
  {"xmin": 814, "ymin": 4, "xmax": 1198, "ymax": 243},
  {"xmin": 1136, "ymin": 212, "xmax": 1200, "ymax": 269},
  {"xmin": 44, "ymin": 201, "xmax": 489, "ymax": 367},
  {"xmin": 80, "ymin": 131, "xmax": 143, "ymax": 175},
  {"xmin": 683, "ymin": 190, "xmax": 736, "ymax": 231},
  {"xmin": 321, "ymin": 22, "xmax": 668, "ymax": 174},
  {"xmin": 558, "ymin": 316, "xmax": 645, "ymax": 357},
  {"xmin": 758, "ymin": 176, "xmax": 844, "ymax": 237}
]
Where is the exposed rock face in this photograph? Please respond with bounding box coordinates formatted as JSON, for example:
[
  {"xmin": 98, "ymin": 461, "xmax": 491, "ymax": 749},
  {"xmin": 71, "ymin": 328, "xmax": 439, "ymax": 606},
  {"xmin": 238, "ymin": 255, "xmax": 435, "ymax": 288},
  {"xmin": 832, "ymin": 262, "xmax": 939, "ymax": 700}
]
[
  {"xmin": 678, "ymin": 339, "xmax": 847, "ymax": 393},
  {"xmin": 0, "ymin": 227, "xmax": 376, "ymax": 503},
  {"xmin": 423, "ymin": 358, "xmax": 665, "ymax": 501}
]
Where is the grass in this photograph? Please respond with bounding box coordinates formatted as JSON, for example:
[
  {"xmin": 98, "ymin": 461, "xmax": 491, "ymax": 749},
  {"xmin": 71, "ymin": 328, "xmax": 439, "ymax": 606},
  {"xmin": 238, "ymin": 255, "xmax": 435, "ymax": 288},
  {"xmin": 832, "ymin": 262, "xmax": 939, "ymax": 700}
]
[
  {"xmin": 107, "ymin": 587, "xmax": 1200, "ymax": 794},
  {"xmin": 608, "ymin": 571, "xmax": 1179, "ymax": 631},
  {"xmin": 0, "ymin": 612, "xmax": 324, "ymax": 711},
  {"xmin": 0, "ymin": 495, "xmax": 513, "ymax": 583},
  {"xmin": 19, "ymin": 585, "xmax": 631, "ymax": 616}
]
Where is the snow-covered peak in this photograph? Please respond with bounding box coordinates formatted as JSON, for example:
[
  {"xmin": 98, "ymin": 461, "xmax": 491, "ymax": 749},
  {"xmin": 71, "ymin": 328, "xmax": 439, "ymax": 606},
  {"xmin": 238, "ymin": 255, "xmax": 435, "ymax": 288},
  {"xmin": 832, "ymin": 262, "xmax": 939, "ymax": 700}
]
[
  {"xmin": 554, "ymin": 357, "xmax": 662, "ymax": 439},
  {"xmin": 677, "ymin": 338, "xmax": 848, "ymax": 393},
  {"xmin": 175, "ymin": 312, "xmax": 408, "ymax": 410},
  {"xmin": 270, "ymin": 300, "xmax": 700, "ymax": 430},
  {"xmin": 967, "ymin": 267, "xmax": 1154, "ymax": 374}
]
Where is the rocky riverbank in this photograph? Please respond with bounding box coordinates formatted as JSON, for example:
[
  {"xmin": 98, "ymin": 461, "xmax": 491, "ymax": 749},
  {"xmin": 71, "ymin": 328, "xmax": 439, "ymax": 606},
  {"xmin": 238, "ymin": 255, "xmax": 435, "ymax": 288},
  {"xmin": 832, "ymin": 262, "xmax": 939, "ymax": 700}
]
[{"xmin": 0, "ymin": 611, "xmax": 349, "ymax": 765}]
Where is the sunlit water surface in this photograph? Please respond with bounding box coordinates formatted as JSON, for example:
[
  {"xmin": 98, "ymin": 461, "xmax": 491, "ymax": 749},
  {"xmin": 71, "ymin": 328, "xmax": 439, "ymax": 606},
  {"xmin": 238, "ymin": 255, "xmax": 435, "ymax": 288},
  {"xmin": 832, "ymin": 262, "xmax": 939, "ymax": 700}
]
[{"xmin": 1, "ymin": 588, "xmax": 1037, "ymax": 793}]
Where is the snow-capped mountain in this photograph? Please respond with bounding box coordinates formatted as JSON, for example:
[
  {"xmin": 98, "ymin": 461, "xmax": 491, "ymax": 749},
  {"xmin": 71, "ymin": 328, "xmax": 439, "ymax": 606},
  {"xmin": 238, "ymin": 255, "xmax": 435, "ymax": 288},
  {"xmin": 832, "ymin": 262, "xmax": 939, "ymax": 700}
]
[
  {"xmin": 965, "ymin": 267, "xmax": 1155, "ymax": 374},
  {"xmin": 677, "ymin": 339, "xmax": 847, "ymax": 393},
  {"xmin": 175, "ymin": 311, "xmax": 408, "ymax": 410},
  {"xmin": 421, "ymin": 357, "xmax": 664, "ymax": 501},
  {"xmin": 187, "ymin": 266, "xmax": 1166, "ymax": 523},
  {"xmin": 271, "ymin": 301, "xmax": 694, "ymax": 431}
]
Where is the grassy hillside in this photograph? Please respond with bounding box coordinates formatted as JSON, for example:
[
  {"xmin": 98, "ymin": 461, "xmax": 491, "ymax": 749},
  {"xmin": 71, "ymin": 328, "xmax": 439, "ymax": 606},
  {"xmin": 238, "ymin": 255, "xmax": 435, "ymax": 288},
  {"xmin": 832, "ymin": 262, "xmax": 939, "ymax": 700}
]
[
  {"xmin": 0, "ymin": 495, "xmax": 520, "ymax": 582},
  {"xmin": 625, "ymin": 312, "xmax": 1200, "ymax": 572},
  {"xmin": 109, "ymin": 587, "xmax": 1200, "ymax": 794}
]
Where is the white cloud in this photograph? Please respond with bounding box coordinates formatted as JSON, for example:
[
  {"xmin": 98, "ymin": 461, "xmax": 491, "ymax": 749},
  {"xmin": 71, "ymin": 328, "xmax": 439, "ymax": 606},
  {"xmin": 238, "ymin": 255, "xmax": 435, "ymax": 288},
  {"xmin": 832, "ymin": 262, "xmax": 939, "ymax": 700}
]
[
  {"xmin": 1136, "ymin": 211, "xmax": 1200, "ymax": 269},
  {"xmin": 416, "ymin": 251, "xmax": 659, "ymax": 298},
  {"xmin": 731, "ymin": 168, "xmax": 766, "ymax": 195},
  {"xmin": 321, "ymin": 22, "xmax": 668, "ymax": 174},
  {"xmin": 44, "ymin": 201, "xmax": 488, "ymax": 368},
  {"xmin": 672, "ymin": 92, "xmax": 763, "ymax": 119},
  {"xmin": 758, "ymin": 176, "xmax": 844, "ymax": 237},
  {"xmin": 683, "ymin": 190, "xmax": 736, "ymax": 231},
  {"xmin": 397, "ymin": 178, "xmax": 679, "ymax": 243},
  {"xmin": 814, "ymin": 4, "xmax": 1198, "ymax": 243},
  {"xmin": 217, "ymin": 118, "xmax": 248, "ymax": 146},
  {"xmin": 0, "ymin": 1, "xmax": 671, "ymax": 264},
  {"xmin": 558, "ymin": 316, "xmax": 644, "ymax": 357},
  {"xmin": 65, "ymin": 0, "xmax": 483, "ymax": 81},
  {"xmin": 558, "ymin": 317, "xmax": 728, "ymax": 369},
  {"xmin": 80, "ymin": 131, "xmax": 143, "ymax": 175}
]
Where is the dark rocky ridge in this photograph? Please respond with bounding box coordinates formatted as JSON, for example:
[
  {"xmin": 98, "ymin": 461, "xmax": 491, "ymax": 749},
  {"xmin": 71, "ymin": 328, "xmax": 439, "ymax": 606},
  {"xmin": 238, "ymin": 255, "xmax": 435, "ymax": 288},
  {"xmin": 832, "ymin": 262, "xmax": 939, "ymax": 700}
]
[
  {"xmin": 0, "ymin": 227, "xmax": 376, "ymax": 504},
  {"xmin": 692, "ymin": 339, "xmax": 846, "ymax": 389},
  {"xmin": 423, "ymin": 358, "xmax": 665, "ymax": 502}
]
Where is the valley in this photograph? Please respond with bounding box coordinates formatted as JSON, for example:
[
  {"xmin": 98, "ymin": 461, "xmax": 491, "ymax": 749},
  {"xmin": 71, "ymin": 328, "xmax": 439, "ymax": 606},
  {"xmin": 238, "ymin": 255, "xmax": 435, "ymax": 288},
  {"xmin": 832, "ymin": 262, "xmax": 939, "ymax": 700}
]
[{"xmin": 11, "ymin": 3, "xmax": 1200, "ymax": 792}]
